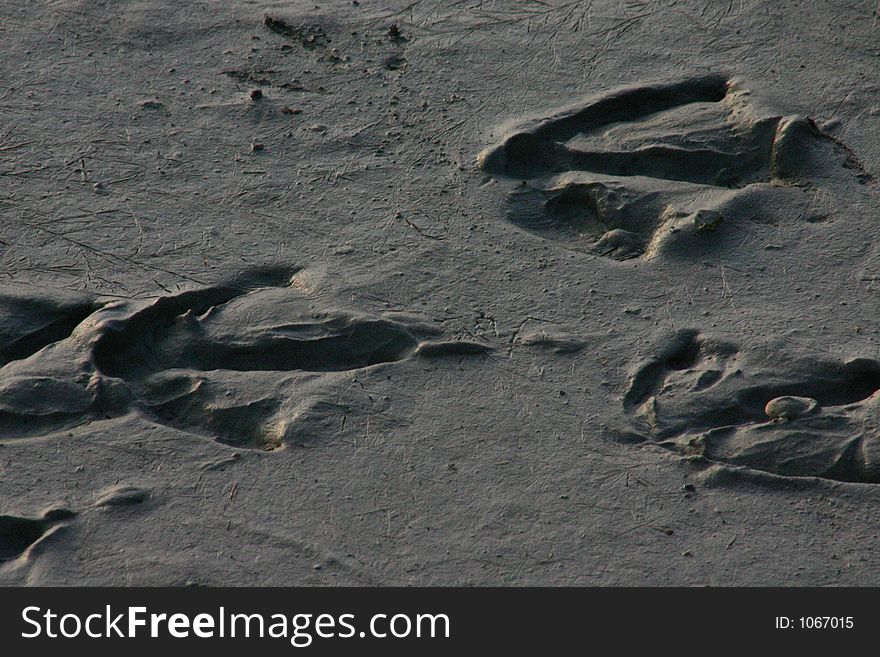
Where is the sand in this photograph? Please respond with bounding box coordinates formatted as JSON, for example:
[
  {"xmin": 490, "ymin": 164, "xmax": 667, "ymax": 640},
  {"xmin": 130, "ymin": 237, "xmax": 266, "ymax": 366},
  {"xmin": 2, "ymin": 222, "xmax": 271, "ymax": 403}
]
[{"xmin": 2, "ymin": 0, "xmax": 880, "ymax": 585}]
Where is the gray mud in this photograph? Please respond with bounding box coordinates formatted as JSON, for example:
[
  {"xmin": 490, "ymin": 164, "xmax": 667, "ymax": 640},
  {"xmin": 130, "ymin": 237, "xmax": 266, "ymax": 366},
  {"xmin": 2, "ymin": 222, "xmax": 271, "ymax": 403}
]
[{"xmin": 2, "ymin": 1, "xmax": 880, "ymax": 585}]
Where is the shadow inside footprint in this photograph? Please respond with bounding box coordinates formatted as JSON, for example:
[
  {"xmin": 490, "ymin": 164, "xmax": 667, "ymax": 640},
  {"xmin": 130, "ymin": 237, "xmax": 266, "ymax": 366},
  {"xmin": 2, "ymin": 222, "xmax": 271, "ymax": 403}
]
[
  {"xmin": 0, "ymin": 289, "xmax": 96, "ymax": 366},
  {"xmin": 92, "ymin": 268, "xmax": 423, "ymax": 382},
  {"xmin": 0, "ymin": 509, "xmax": 76, "ymax": 562}
]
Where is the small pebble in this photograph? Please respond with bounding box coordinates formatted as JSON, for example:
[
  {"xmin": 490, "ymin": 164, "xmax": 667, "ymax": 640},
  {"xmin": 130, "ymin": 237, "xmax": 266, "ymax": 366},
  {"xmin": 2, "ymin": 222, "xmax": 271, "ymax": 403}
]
[
  {"xmin": 693, "ymin": 209, "xmax": 723, "ymax": 231},
  {"xmin": 765, "ymin": 396, "xmax": 818, "ymax": 420}
]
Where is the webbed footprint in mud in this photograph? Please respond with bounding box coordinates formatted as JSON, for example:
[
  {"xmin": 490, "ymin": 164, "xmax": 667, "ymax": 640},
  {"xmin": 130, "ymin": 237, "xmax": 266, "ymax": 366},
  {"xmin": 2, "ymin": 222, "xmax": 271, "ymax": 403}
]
[
  {"xmin": 624, "ymin": 331, "xmax": 880, "ymax": 483},
  {"xmin": 0, "ymin": 269, "xmax": 490, "ymax": 449},
  {"xmin": 480, "ymin": 75, "xmax": 867, "ymax": 260}
]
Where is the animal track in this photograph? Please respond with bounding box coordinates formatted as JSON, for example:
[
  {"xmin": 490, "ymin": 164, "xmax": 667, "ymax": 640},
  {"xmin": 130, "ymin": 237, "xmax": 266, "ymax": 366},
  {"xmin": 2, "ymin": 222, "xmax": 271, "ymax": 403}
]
[
  {"xmin": 1, "ymin": 488, "xmax": 149, "ymax": 565},
  {"xmin": 0, "ymin": 288, "xmax": 96, "ymax": 366},
  {"xmin": 0, "ymin": 269, "xmax": 490, "ymax": 449},
  {"xmin": 480, "ymin": 75, "xmax": 866, "ymax": 260},
  {"xmin": 624, "ymin": 331, "xmax": 880, "ymax": 483},
  {"xmin": 0, "ymin": 509, "xmax": 75, "ymax": 562}
]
